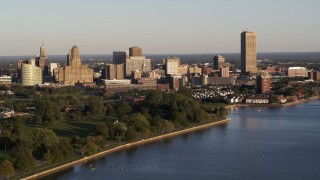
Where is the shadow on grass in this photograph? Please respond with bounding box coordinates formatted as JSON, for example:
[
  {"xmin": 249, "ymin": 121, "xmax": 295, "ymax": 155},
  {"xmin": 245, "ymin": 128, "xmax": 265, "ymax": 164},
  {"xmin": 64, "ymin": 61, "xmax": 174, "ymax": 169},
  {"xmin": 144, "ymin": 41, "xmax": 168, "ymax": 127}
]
[{"xmin": 52, "ymin": 121, "xmax": 97, "ymax": 138}]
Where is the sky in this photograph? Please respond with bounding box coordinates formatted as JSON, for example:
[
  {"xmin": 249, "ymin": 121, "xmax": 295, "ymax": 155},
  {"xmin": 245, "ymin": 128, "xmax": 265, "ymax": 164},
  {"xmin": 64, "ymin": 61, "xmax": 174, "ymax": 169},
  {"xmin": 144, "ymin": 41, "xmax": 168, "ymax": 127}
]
[{"xmin": 0, "ymin": 0, "xmax": 320, "ymax": 56}]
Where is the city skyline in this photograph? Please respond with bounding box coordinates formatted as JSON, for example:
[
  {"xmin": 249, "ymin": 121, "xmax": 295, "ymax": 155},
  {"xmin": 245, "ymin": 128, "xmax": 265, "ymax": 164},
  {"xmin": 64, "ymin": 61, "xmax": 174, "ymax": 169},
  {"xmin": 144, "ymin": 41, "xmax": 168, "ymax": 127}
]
[{"xmin": 1, "ymin": 0, "xmax": 320, "ymax": 56}]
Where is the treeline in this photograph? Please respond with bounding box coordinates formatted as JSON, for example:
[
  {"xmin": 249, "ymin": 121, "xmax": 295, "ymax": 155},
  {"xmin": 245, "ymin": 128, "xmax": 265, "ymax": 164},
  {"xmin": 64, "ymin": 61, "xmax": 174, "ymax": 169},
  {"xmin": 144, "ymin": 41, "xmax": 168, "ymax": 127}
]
[{"xmin": 0, "ymin": 89, "xmax": 227, "ymax": 178}]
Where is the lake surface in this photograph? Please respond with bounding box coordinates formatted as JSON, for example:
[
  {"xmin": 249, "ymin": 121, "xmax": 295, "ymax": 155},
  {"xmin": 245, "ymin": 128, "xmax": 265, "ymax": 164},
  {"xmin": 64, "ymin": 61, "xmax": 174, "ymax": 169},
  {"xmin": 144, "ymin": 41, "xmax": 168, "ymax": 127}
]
[{"xmin": 44, "ymin": 100, "xmax": 320, "ymax": 180}]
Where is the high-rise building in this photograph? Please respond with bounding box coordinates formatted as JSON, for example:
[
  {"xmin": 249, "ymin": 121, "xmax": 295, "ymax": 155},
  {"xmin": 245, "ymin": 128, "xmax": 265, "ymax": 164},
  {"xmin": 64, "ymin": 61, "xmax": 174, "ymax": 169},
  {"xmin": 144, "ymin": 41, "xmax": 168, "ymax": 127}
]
[
  {"xmin": 219, "ymin": 67, "xmax": 230, "ymax": 77},
  {"xmin": 256, "ymin": 74, "xmax": 271, "ymax": 94},
  {"xmin": 113, "ymin": 51, "xmax": 127, "ymax": 64},
  {"xmin": 129, "ymin": 47, "xmax": 142, "ymax": 57},
  {"xmin": 241, "ymin": 31, "xmax": 257, "ymax": 75},
  {"xmin": 124, "ymin": 47, "xmax": 151, "ymax": 76},
  {"xmin": 105, "ymin": 64, "xmax": 124, "ymax": 80},
  {"xmin": 21, "ymin": 59, "xmax": 42, "ymax": 86},
  {"xmin": 49, "ymin": 63, "xmax": 60, "ymax": 76},
  {"xmin": 165, "ymin": 57, "xmax": 180, "ymax": 75},
  {"xmin": 213, "ymin": 55, "xmax": 226, "ymax": 70},
  {"xmin": 35, "ymin": 43, "xmax": 47, "ymax": 75},
  {"xmin": 56, "ymin": 46, "xmax": 93, "ymax": 85}
]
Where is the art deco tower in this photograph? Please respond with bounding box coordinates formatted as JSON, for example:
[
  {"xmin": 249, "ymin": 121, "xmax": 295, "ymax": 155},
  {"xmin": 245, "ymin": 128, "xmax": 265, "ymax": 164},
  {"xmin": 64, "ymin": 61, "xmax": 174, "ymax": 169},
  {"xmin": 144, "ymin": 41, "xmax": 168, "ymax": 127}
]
[
  {"xmin": 67, "ymin": 46, "xmax": 82, "ymax": 67},
  {"xmin": 241, "ymin": 31, "xmax": 257, "ymax": 75},
  {"xmin": 36, "ymin": 42, "xmax": 47, "ymax": 72}
]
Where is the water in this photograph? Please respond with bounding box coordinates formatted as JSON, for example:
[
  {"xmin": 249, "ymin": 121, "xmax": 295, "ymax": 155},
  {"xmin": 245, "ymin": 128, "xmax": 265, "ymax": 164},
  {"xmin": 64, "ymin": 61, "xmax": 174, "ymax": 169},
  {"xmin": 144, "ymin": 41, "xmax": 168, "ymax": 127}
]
[{"xmin": 44, "ymin": 100, "xmax": 320, "ymax": 180}]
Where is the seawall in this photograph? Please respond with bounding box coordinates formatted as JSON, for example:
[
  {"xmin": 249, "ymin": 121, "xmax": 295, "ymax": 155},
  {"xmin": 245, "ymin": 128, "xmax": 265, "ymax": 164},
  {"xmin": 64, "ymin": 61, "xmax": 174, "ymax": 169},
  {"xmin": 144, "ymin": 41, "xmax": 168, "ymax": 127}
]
[{"xmin": 21, "ymin": 119, "xmax": 230, "ymax": 180}]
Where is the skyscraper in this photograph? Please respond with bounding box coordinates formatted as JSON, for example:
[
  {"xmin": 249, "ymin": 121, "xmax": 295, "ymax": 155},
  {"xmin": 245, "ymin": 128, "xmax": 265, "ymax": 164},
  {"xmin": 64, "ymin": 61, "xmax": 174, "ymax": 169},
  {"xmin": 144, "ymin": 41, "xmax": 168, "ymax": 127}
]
[
  {"xmin": 56, "ymin": 46, "xmax": 93, "ymax": 85},
  {"xmin": 21, "ymin": 59, "xmax": 42, "ymax": 86},
  {"xmin": 213, "ymin": 55, "xmax": 225, "ymax": 70},
  {"xmin": 125, "ymin": 47, "xmax": 151, "ymax": 77},
  {"xmin": 113, "ymin": 51, "xmax": 127, "ymax": 65},
  {"xmin": 105, "ymin": 64, "xmax": 124, "ymax": 80},
  {"xmin": 129, "ymin": 47, "xmax": 142, "ymax": 57},
  {"xmin": 241, "ymin": 31, "xmax": 257, "ymax": 75},
  {"xmin": 35, "ymin": 42, "xmax": 47, "ymax": 73},
  {"xmin": 165, "ymin": 57, "xmax": 180, "ymax": 75}
]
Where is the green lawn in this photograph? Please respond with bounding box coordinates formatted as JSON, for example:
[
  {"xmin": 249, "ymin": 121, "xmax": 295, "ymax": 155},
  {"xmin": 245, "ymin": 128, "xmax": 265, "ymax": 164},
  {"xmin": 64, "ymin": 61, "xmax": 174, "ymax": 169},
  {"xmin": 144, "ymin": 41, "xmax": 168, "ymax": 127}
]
[
  {"xmin": 51, "ymin": 120, "xmax": 100, "ymax": 138},
  {"xmin": 202, "ymin": 103, "xmax": 228, "ymax": 110}
]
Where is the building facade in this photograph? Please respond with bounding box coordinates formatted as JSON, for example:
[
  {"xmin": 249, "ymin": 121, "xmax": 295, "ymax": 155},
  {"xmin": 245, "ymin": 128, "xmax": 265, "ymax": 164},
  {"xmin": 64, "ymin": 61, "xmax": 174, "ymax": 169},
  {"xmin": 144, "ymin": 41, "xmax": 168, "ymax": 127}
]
[
  {"xmin": 166, "ymin": 57, "xmax": 180, "ymax": 75},
  {"xmin": 105, "ymin": 64, "xmax": 124, "ymax": 80},
  {"xmin": 213, "ymin": 55, "xmax": 225, "ymax": 70},
  {"xmin": 287, "ymin": 67, "xmax": 308, "ymax": 77},
  {"xmin": 256, "ymin": 74, "xmax": 271, "ymax": 93},
  {"xmin": 129, "ymin": 47, "xmax": 142, "ymax": 57},
  {"xmin": 21, "ymin": 59, "xmax": 42, "ymax": 86},
  {"xmin": 56, "ymin": 46, "xmax": 93, "ymax": 85},
  {"xmin": 241, "ymin": 31, "xmax": 257, "ymax": 75}
]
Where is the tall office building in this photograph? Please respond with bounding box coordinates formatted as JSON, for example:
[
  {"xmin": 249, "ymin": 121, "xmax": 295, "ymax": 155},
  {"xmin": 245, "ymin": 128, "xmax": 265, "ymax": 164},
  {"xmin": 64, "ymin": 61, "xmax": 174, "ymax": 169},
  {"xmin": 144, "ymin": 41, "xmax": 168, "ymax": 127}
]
[
  {"xmin": 125, "ymin": 46, "xmax": 151, "ymax": 77},
  {"xmin": 256, "ymin": 74, "xmax": 271, "ymax": 93},
  {"xmin": 105, "ymin": 64, "xmax": 124, "ymax": 80},
  {"xmin": 213, "ymin": 55, "xmax": 226, "ymax": 70},
  {"xmin": 129, "ymin": 47, "xmax": 142, "ymax": 57},
  {"xmin": 113, "ymin": 51, "xmax": 128, "ymax": 64},
  {"xmin": 241, "ymin": 31, "xmax": 257, "ymax": 75},
  {"xmin": 165, "ymin": 57, "xmax": 180, "ymax": 75},
  {"xmin": 21, "ymin": 59, "xmax": 43, "ymax": 86},
  {"xmin": 56, "ymin": 46, "xmax": 93, "ymax": 85},
  {"xmin": 219, "ymin": 67, "xmax": 230, "ymax": 77},
  {"xmin": 35, "ymin": 42, "xmax": 48, "ymax": 74}
]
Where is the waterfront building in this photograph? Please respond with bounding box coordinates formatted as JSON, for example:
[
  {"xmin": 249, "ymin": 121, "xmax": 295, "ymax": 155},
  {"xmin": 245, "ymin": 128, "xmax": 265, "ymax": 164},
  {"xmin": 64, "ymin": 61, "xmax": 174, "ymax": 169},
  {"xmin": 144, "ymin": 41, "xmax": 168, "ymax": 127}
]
[
  {"xmin": 55, "ymin": 46, "xmax": 93, "ymax": 85},
  {"xmin": 241, "ymin": 31, "xmax": 257, "ymax": 75},
  {"xmin": 165, "ymin": 57, "xmax": 180, "ymax": 75},
  {"xmin": 287, "ymin": 67, "xmax": 308, "ymax": 77},
  {"xmin": 213, "ymin": 55, "xmax": 226, "ymax": 70},
  {"xmin": 21, "ymin": 59, "xmax": 42, "ymax": 86},
  {"xmin": 256, "ymin": 74, "xmax": 271, "ymax": 93}
]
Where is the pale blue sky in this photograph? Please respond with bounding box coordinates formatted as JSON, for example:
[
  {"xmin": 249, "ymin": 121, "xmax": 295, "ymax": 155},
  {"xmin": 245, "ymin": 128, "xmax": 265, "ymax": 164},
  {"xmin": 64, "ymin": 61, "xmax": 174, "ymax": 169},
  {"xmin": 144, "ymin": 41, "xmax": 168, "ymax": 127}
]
[{"xmin": 0, "ymin": 0, "xmax": 319, "ymax": 55}]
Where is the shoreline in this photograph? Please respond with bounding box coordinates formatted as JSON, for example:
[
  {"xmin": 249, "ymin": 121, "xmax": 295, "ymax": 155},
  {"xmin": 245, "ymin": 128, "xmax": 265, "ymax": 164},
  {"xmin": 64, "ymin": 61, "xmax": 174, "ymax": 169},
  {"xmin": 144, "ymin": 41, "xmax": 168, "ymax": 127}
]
[
  {"xmin": 21, "ymin": 119, "xmax": 230, "ymax": 180},
  {"xmin": 225, "ymin": 96, "xmax": 320, "ymax": 109}
]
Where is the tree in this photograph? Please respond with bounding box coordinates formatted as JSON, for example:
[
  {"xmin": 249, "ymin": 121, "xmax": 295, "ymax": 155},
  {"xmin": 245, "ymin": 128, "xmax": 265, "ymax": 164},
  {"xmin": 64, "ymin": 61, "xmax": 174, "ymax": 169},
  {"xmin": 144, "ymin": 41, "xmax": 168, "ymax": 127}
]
[
  {"xmin": 146, "ymin": 90, "xmax": 163, "ymax": 107},
  {"xmin": 0, "ymin": 160, "xmax": 14, "ymax": 179},
  {"xmin": 142, "ymin": 128, "xmax": 151, "ymax": 138},
  {"xmin": 13, "ymin": 146, "xmax": 36, "ymax": 172},
  {"xmin": 33, "ymin": 115, "xmax": 42, "ymax": 126},
  {"xmin": 83, "ymin": 142, "xmax": 97, "ymax": 156},
  {"xmin": 116, "ymin": 101, "xmax": 132, "ymax": 116},
  {"xmin": 177, "ymin": 87, "xmax": 193, "ymax": 98},
  {"xmin": 163, "ymin": 120, "xmax": 174, "ymax": 133},
  {"xmin": 85, "ymin": 96, "xmax": 105, "ymax": 118},
  {"xmin": 30, "ymin": 128, "xmax": 59, "ymax": 150},
  {"xmin": 96, "ymin": 123, "xmax": 109, "ymax": 139},
  {"xmin": 127, "ymin": 113, "xmax": 150, "ymax": 132},
  {"xmin": 125, "ymin": 127, "xmax": 137, "ymax": 142}
]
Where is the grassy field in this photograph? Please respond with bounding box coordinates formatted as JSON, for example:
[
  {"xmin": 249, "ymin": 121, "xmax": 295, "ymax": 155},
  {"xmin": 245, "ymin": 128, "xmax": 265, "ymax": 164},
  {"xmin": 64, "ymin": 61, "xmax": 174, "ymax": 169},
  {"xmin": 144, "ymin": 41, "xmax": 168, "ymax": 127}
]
[
  {"xmin": 52, "ymin": 120, "xmax": 100, "ymax": 138},
  {"xmin": 202, "ymin": 103, "xmax": 228, "ymax": 111}
]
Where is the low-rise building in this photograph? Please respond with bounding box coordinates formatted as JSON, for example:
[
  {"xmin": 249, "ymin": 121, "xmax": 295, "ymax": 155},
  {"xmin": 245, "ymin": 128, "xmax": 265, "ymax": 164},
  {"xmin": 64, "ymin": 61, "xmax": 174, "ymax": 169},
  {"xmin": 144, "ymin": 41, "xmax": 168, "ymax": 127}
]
[{"xmin": 246, "ymin": 95, "xmax": 269, "ymax": 104}]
